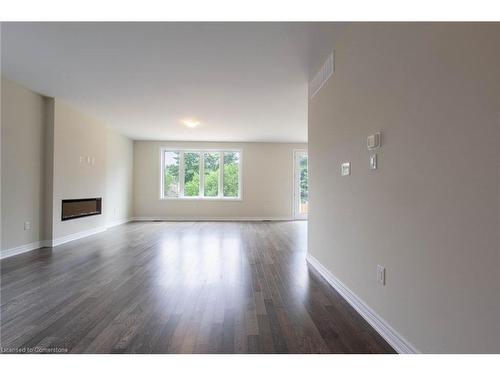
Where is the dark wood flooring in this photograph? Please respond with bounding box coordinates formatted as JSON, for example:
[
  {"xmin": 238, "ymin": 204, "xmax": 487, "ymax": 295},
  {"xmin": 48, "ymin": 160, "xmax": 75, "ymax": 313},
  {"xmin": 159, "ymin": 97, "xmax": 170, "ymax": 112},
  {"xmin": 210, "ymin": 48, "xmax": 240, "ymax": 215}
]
[{"xmin": 0, "ymin": 221, "xmax": 395, "ymax": 354}]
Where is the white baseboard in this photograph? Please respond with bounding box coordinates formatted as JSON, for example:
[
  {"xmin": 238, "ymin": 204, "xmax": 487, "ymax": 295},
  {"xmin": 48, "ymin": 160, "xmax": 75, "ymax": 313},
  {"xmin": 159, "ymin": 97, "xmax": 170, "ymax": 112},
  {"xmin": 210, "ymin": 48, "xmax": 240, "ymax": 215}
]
[
  {"xmin": 1, "ymin": 220, "xmax": 133, "ymax": 259},
  {"xmin": 0, "ymin": 240, "xmax": 49, "ymax": 259},
  {"xmin": 131, "ymin": 216, "xmax": 293, "ymax": 222},
  {"xmin": 306, "ymin": 253, "xmax": 419, "ymax": 354},
  {"xmin": 106, "ymin": 217, "xmax": 133, "ymax": 229},
  {"xmin": 49, "ymin": 226, "xmax": 107, "ymax": 247}
]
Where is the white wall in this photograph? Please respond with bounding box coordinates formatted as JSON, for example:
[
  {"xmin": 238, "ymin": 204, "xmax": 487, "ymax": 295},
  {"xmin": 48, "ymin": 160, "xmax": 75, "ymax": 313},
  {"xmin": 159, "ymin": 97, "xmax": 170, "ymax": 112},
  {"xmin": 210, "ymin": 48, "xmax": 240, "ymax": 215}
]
[
  {"xmin": 134, "ymin": 141, "xmax": 306, "ymax": 219},
  {"xmin": 308, "ymin": 23, "xmax": 500, "ymax": 353},
  {"xmin": 1, "ymin": 78, "xmax": 45, "ymax": 250}
]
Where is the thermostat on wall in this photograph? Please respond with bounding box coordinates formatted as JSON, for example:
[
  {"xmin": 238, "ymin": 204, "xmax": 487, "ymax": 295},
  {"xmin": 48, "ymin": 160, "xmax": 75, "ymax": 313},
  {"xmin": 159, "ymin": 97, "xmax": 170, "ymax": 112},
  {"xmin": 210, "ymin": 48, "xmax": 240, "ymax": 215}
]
[{"xmin": 367, "ymin": 132, "xmax": 381, "ymax": 150}]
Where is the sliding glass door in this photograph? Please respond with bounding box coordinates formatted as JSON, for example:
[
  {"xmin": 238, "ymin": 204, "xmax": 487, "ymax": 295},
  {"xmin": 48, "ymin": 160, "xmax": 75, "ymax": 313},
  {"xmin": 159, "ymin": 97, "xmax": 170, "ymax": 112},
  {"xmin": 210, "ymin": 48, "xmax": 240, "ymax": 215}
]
[{"xmin": 294, "ymin": 150, "xmax": 308, "ymax": 220}]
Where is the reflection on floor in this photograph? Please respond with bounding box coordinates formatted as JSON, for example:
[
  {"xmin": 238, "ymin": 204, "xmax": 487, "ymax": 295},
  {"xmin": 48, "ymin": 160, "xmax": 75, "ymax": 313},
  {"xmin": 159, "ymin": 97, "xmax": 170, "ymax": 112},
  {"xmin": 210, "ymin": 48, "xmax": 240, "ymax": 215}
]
[{"xmin": 0, "ymin": 221, "xmax": 395, "ymax": 353}]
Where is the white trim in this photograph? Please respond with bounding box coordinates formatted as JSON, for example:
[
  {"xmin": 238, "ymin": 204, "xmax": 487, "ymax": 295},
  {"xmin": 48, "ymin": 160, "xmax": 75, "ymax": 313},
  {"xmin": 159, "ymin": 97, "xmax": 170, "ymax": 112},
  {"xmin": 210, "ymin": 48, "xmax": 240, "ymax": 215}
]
[
  {"xmin": 0, "ymin": 240, "xmax": 48, "ymax": 259},
  {"xmin": 131, "ymin": 216, "xmax": 293, "ymax": 222},
  {"xmin": 160, "ymin": 196, "xmax": 242, "ymax": 202},
  {"xmin": 50, "ymin": 226, "xmax": 107, "ymax": 247},
  {"xmin": 306, "ymin": 253, "xmax": 420, "ymax": 354},
  {"xmin": 106, "ymin": 217, "xmax": 133, "ymax": 229},
  {"xmin": 1, "ymin": 220, "xmax": 134, "ymax": 259}
]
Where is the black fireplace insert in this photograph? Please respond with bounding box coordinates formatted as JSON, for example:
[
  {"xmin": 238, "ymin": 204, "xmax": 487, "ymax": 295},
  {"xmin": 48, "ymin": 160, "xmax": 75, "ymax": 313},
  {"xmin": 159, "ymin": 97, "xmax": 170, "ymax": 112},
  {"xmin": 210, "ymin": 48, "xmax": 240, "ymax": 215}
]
[{"xmin": 61, "ymin": 198, "xmax": 102, "ymax": 221}]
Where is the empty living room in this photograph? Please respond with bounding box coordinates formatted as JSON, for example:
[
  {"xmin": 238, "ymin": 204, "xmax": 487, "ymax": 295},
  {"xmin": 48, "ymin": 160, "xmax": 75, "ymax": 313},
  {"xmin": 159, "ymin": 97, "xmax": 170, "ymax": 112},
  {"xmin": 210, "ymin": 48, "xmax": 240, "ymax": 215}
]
[{"xmin": 1, "ymin": 1, "xmax": 499, "ymax": 373}]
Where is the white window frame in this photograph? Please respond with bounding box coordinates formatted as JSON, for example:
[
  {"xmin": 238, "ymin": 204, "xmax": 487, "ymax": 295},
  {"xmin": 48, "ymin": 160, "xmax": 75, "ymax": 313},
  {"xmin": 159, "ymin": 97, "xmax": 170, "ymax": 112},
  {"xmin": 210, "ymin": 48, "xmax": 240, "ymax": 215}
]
[{"xmin": 160, "ymin": 148, "xmax": 242, "ymax": 201}]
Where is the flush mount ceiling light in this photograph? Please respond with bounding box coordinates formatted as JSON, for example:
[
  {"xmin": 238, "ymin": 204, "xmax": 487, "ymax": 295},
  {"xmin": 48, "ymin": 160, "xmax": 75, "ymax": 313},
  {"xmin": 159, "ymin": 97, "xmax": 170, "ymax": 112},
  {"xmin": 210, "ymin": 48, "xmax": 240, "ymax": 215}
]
[{"xmin": 181, "ymin": 119, "xmax": 200, "ymax": 128}]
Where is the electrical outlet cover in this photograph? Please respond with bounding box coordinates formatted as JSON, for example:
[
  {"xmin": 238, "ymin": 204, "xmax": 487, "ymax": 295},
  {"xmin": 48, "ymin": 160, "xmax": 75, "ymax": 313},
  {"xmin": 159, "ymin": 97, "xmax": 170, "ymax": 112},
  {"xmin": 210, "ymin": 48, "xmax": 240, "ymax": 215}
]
[{"xmin": 377, "ymin": 265, "xmax": 386, "ymax": 285}]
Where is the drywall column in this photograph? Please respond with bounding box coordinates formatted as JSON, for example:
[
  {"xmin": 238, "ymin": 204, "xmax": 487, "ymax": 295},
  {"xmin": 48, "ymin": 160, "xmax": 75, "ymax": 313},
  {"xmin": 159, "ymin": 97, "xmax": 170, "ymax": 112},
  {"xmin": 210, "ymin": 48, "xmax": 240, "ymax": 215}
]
[{"xmin": 43, "ymin": 97, "xmax": 55, "ymax": 244}]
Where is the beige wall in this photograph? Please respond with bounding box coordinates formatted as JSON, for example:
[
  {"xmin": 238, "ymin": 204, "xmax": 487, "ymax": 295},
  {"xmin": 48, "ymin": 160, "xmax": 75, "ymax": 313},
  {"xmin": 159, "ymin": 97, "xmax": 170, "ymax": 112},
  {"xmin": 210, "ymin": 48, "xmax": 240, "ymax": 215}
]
[
  {"xmin": 134, "ymin": 141, "xmax": 306, "ymax": 219},
  {"xmin": 52, "ymin": 100, "xmax": 134, "ymax": 239},
  {"xmin": 1, "ymin": 79, "xmax": 134, "ymax": 253},
  {"xmin": 308, "ymin": 23, "xmax": 500, "ymax": 353},
  {"xmin": 105, "ymin": 129, "xmax": 134, "ymax": 225},
  {"xmin": 1, "ymin": 78, "xmax": 45, "ymax": 250},
  {"xmin": 43, "ymin": 97, "xmax": 55, "ymax": 241},
  {"xmin": 51, "ymin": 100, "xmax": 109, "ymax": 238}
]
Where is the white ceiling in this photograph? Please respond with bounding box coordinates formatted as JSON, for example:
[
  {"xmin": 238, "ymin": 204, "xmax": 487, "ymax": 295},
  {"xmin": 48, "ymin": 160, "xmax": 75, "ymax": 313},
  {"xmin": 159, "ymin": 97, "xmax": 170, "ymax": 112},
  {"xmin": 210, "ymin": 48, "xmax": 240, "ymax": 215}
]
[{"xmin": 1, "ymin": 22, "xmax": 343, "ymax": 142}]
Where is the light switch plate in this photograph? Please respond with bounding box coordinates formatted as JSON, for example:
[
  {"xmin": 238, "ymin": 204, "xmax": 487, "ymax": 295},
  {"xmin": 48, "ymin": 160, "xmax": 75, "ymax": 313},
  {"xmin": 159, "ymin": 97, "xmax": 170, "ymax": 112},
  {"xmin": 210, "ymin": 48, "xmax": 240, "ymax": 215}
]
[
  {"xmin": 369, "ymin": 154, "xmax": 377, "ymax": 170},
  {"xmin": 341, "ymin": 162, "xmax": 351, "ymax": 176},
  {"xmin": 377, "ymin": 265, "xmax": 386, "ymax": 285}
]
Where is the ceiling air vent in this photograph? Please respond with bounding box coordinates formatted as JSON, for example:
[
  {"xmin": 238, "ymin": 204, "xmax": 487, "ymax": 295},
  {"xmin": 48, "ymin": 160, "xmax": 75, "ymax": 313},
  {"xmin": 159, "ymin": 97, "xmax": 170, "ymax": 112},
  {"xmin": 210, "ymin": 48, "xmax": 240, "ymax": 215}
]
[{"xmin": 309, "ymin": 51, "xmax": 334, "ymax": 99}]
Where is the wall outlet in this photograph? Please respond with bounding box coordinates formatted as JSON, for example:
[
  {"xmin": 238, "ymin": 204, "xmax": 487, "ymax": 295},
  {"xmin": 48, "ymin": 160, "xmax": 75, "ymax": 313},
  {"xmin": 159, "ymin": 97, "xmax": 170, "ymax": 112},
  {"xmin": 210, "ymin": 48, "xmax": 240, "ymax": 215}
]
[
  {"xmin": 377, "ymin": 265, "xmax": 386, "ymax": 285},
  {"xmin": 24, "ymin": 221, "xmax": 31, "ymax": 231}
]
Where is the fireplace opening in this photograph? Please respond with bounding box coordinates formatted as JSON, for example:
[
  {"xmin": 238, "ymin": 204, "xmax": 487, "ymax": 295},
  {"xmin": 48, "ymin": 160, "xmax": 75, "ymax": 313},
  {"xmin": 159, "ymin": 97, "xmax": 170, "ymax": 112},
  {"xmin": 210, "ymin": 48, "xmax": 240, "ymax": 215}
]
[{"xmin": 61, "ymin": 198, "xmax": 102, "ymax": 221}]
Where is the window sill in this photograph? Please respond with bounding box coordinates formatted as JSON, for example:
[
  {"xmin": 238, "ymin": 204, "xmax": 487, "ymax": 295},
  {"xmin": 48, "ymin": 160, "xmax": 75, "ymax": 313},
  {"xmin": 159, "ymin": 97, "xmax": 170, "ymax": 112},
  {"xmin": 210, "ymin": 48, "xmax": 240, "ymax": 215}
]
[{"xmin": 160, "ymin": 197, "xmax": 242, "ymax": 202}]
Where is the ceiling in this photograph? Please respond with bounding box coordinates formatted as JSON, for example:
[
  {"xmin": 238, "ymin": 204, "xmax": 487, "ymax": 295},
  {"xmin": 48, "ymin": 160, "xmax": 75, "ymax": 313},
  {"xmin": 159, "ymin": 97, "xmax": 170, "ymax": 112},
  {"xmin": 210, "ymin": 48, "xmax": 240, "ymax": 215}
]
[{"xmin": 1, "ymin": 22, "xmax": 343, "ymax": 142}]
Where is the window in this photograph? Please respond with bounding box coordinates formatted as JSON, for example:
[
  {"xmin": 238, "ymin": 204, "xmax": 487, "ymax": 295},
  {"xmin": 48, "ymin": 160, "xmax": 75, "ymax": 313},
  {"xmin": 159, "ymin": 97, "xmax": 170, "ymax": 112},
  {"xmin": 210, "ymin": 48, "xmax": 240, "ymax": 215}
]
[
  {"xmin": 163, "ymin": 151, "xmax": 180, "ymax": 198},
  {"xmin": 294, "ymin": 150, "xmax": 308, "ymax": 220},
  {"xmin": 184, "ymin": 152, "xmax": 200, "ymax": 197},
  {"xmin": 161, "ymin": 149, "xmax": 241, "ymax": 200},
  {"xmin": 204, "ymin": 152, "xmax": 220, "ymax": 197},
  {"xmin": 223, "ymin": 152, "xmax": 240, "ymax": 198}
]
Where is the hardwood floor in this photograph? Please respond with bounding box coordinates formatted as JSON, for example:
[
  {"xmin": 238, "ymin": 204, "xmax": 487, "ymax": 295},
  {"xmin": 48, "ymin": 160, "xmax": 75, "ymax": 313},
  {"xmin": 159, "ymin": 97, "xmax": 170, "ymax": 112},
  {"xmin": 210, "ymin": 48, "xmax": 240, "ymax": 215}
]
[{"xmin": 0, "ymin": 221, "xmax": 395, "ymax": 354}]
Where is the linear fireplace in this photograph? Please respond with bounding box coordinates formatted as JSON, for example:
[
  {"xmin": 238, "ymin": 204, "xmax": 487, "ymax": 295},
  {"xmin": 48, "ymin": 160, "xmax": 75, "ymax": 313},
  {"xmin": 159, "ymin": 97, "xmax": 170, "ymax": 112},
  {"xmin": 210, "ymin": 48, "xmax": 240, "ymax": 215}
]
[{"xmin": 61, "ymin": 198, "xmax": 102, "ymax": 221}]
